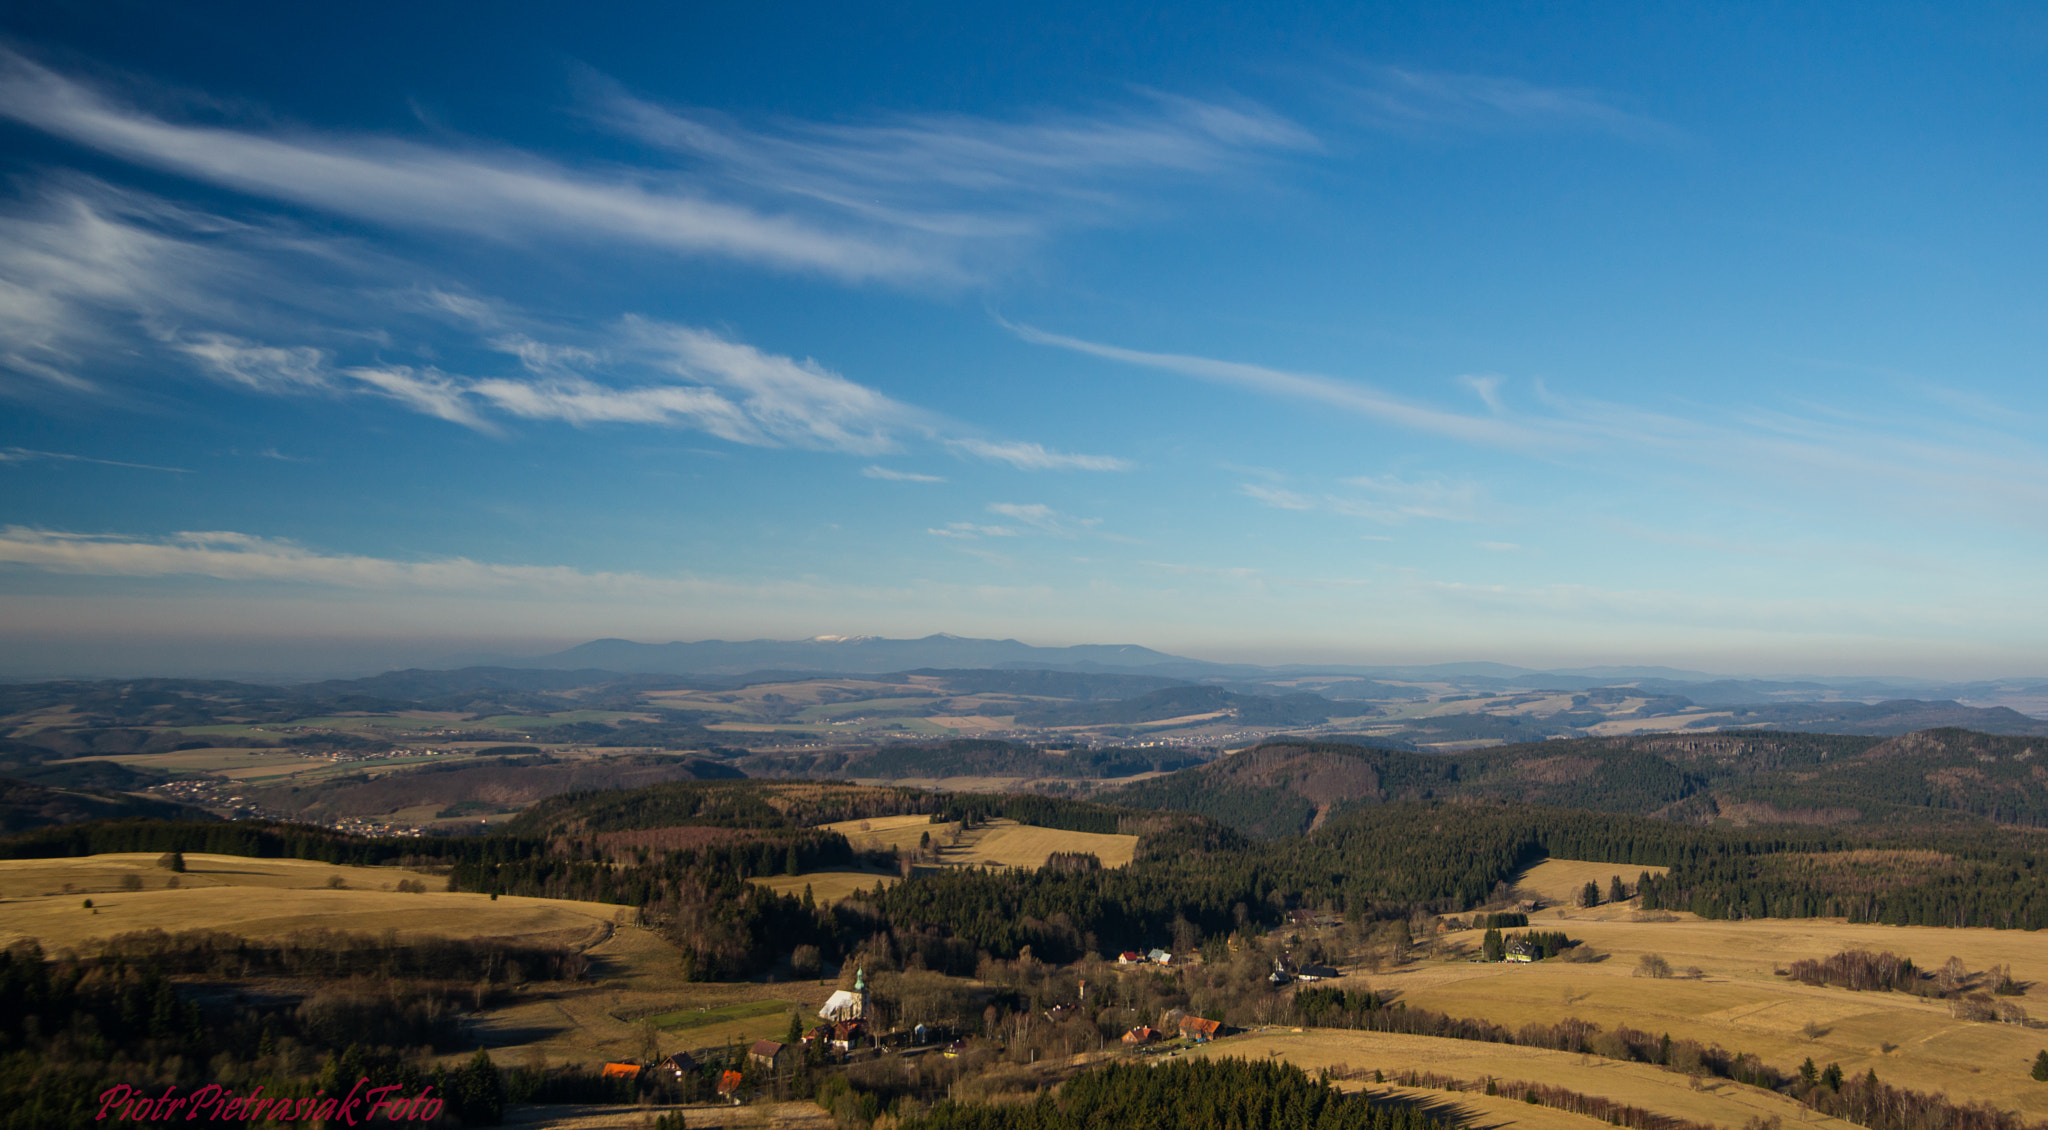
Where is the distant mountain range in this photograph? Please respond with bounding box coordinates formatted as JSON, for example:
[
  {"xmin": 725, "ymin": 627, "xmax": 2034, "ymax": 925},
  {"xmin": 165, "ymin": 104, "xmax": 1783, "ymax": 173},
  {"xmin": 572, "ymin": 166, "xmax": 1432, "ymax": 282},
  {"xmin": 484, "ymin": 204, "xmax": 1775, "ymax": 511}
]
[
  {"xmin": 451, "ymin": 633, "xmax": 2046, "ymax": 709},
  {"xmin": 477, "ymin": 634, "xmax": 1195, "ymax": 677}
]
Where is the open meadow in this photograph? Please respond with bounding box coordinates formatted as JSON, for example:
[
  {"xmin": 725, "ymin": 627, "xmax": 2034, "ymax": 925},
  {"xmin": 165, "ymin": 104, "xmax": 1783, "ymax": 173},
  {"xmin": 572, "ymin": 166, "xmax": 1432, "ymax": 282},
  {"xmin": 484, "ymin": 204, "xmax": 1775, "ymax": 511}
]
[
  {"xmin": 814, "ymin": 815, "xmax": 1139, "ymax": 869},
  {"xmin": 1284, "ymin": 859, "xmax": 2048, "ymax": 1122},
  {"xmin": 1188, "ymin": 1030, "xmax": 1866, "ymax": 1130},
  {"xmin": 755, "ymin": 870, "xmax": 899, "ymax": 902},
  {"xmin": 818, "ymin": 813, "xmax": 949, "ymax": 853},
  {"xmin": 0, "ymin": 853, "xmax": 624, "ymax": 953},
  {"xmin": 1514, "ymin": 857, "xmax": 1672, "ymax": 906},
  {"xmin": 946, "ymin": 818, "xmax": 1138, "ymax": 868}
]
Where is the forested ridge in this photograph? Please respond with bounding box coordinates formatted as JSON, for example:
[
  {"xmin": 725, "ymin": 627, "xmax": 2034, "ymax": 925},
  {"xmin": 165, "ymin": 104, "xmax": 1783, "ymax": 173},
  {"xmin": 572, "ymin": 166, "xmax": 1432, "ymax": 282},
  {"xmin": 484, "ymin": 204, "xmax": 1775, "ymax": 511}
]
[
  {"xmin": 896, "ymin": 1058, "xmax": 1445, "ymax": 1130},
  {"xmin": 1105, "ymin": 729, "xmax": 2048, "ymax": 836}
]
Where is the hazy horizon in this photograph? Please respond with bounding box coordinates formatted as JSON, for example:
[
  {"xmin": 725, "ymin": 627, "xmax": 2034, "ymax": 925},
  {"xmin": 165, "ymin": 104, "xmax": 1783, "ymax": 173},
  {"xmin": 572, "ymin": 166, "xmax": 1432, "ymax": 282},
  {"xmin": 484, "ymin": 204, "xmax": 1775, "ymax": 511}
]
[{"xmin": 4, "ymin": 628, "xmax": 2043, "ymax": 686}]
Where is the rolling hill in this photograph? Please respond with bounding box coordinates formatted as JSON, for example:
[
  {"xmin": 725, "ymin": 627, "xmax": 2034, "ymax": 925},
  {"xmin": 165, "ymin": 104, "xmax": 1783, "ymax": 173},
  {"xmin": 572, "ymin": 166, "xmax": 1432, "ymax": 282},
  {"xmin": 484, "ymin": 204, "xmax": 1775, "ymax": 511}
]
[{"xmin": 1102, "ymin": 728, "xmax": 2048, "ymax": 837}]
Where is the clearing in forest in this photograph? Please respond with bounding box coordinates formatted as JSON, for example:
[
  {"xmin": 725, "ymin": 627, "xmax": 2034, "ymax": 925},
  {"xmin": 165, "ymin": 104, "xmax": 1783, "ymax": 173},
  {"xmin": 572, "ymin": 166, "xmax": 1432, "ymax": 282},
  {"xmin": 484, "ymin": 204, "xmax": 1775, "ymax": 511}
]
[{"xmin": 1511, "ymin": 857, "xmax": 1670, "ymax": 908}]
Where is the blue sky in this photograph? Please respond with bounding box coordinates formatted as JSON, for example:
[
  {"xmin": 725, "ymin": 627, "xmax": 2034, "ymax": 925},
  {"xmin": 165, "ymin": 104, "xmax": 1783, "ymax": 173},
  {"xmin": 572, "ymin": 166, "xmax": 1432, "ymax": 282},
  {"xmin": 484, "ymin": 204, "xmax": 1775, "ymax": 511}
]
[{"xmin": 1, "ymin": 2, "xmax": 2044, "ymax": 678}]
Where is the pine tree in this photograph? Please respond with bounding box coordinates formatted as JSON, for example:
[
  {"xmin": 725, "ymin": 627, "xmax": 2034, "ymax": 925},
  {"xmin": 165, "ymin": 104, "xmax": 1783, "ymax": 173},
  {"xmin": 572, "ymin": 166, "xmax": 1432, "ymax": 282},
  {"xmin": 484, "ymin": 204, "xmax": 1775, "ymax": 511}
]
[
  {"xmin": 2034, "ymin": 1050, "xmax": 2048, "ymax": 1082},
  {"xmin": 1580, "ymin": 881, "xmax": 1600, "ymax": 908},
  {"xmin": 1799, "ymin": 1058, "xmax": 1818, "ymax": 1087}
]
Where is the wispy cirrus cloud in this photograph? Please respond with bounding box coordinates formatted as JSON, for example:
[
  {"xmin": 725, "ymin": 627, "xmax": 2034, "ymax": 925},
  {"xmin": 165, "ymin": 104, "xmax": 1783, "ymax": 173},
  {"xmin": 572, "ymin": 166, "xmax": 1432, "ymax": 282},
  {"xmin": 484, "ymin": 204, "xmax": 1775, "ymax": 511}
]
[
  {"xmin": 986, "ymin": 502, "xmax": 1100, "ymax": 536},
  {"xmin": 0, "ymin": 48, "xmax": 936, "ymax": 283},
  {"xmin": 0, "ymin": 178, "xmax": 1117, "ymax": 466},
  {"xmin": 929, "ymin": 503, "xmax": 1101, "ymax": 541},
  {"xmin": 1239, "ymin": 474, "xmax": 1479, "ymax": 523},
  {"xmin": 944, "ymin": 438, "xmax": 1131, "ymax": 472},
  {"xmin": 864, "ymin": 466, "xmax": 946, "ymax": 483},
  {"xmin": 599, "ymin": 80, "xmax": 1318, "ymax": 240},
  {"xmin": 1333, "ymin": 65, "xmax": 1682, "ymax": 144},
  {"xmin": 1007, "ymin": 320, "xmax": 1556, "ymax": 451},
  {"xmin": 1016, "ymin": 321, "xmax": 2048, "ymax": 528},
  {"xmin": 0, "ymin": 526, "xmax": 648, "ymax": 593},
  {"xmin": 0, "ymin": 447, "xmax": 190, "ymax": 473},
  {"xmin": 0, "ymin": 49, "xmax": 1321, "ymax": 287}
]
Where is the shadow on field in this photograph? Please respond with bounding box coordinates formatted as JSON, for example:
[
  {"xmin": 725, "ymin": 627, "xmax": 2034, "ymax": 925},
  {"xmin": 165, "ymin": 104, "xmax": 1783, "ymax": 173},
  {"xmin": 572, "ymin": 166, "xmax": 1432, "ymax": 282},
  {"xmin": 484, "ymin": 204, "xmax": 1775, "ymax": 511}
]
[{"xmin": 1361, "ymin": 1088, "xmax": 1482, "ymax": 1128}]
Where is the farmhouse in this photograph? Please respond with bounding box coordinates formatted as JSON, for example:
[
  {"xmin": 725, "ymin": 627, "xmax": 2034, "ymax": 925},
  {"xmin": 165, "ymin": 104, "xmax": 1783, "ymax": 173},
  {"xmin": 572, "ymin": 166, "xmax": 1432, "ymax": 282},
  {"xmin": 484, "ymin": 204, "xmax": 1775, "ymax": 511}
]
[
  {"xmin": 749, "ymin": 1039, "xmax": 786, "ymax": 1069},
  {"xmin": 660, "ymin": 1052, "xmax": 697, "ymax": 1079},
  {"xmin": 1297, "ymin": 963, "xmax": 1340, "ymax": 980},
  {"xmin": 1121, "ymin": 1026, "xmax": 1159, "ymax": 1045},
  {"xmin": 1148, "ymin": 948, "xmax": 1173, "ymax": 964},
  {"xmin": 1178, "ymin": 1015, "xmax": 1222, "ymax": 1042},
  {"xmin": 1118, "ymin": 950, "xmax": 1145, "ymax": 964}
]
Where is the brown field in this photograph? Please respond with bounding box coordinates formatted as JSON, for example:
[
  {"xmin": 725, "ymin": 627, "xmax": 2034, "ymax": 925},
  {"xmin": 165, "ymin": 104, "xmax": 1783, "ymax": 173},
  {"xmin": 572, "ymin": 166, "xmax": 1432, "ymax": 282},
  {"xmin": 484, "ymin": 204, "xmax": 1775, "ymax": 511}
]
[
  {"xmin": 948, "ymin": 818, "xmax": 1138, "ymax": 869},
  {"xmin": 0, "ymin": 853, "xmax": 622, "ymax": 953},
  {"xmin": 1187, "ymin": 1030, "xmax": 1864, "ymax": 1130},
  {"xmin": 754, "ymin": 870, "xmax": 899, "ymax": 903},
  {"xmin": 1312, "ymin": 862, "xmax": 2048, "ymax": 1121},
  {"xmin": 1354, "ymin": 1084, "xmax": 1639, "ymax": 1130},
  {"xmin": 1513, "ymin": 858, "xmax": 1670, "ymax": 906},
  {"xmin": 0, "ymin": 852, "xmax": 443, "ymax": 896},
  {"xmin": 820, "ymin": 813, "xmax": 948, "ymax": 853},
  {"xmin": 924, "ymin": 715, "xmax": 1017, "ymax": 733},
  {"xmin": 821, "ymin": 815, "xmax": 1137, "ymax": 868},
  {"xmin": 771, "ymin": 817, "xmax": 1137, "ymax": 904},
  {"xmin": 846, "ymin": 775, "xmax": 1036, "ymax": 793},
  {"xmin": 58, "ymin": 748, "xmax": 335, "ymax": 780}
]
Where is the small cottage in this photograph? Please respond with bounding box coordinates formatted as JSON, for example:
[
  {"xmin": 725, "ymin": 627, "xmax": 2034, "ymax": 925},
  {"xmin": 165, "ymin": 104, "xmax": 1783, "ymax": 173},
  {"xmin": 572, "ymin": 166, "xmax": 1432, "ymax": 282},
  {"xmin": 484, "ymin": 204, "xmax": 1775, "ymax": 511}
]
[
  {"xmin": 750, "ymin": 1039, "xmax": 787, "ymax": 1069},
  {"xmin": 1121, "ymin": 1026, "xmax": 1159, "ymax": 1045},
  {"xmin": 660, "ymin": 1052, "xmax": 697, "ymax": 1079},
  {"xmin": 600, "ymin": 1062, "xmax": 641, "ymax": 1080}
]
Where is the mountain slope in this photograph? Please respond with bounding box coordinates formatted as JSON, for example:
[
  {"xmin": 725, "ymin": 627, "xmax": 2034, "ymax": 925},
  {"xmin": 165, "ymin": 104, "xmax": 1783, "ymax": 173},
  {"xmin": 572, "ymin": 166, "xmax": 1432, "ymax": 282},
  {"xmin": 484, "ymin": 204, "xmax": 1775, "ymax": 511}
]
[{"xmin": 1103, "ymin": 729, "xmax": 2048, "ymax": 837}]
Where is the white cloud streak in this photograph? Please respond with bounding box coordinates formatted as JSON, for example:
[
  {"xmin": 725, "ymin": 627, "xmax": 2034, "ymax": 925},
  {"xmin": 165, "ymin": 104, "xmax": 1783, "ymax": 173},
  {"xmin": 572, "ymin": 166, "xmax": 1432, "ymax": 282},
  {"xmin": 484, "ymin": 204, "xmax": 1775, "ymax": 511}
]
[
  {"xmin": 864, "ymin": 466, "xmax": 946, "ymax": 483},
  {"xmin": 1006, "ymin": 321, "xmax": 1556, "ymax": 451},
  {"xmin": 0, "ymin": 49, "xmax": 935, "ymax": 283},
  {"xmin": 1335, "ymin": 66, "xmax": 1682, "ymax": 145},
  {"xmin": 0, "ymin": 447, "xmax": 190, "ymax": 473},
  {"xmin": 945, "ymin": 438, "xmax": 1132, "ymax": 472},
  {"xmin": 601, "ymin": 81, "xmax": 1317, "ymax": 239},
  {"xmin": 0, "ymin": 526, "xmax": 674, "ymax": 594},
  {"xmin": 1018, "ymin": 322, "xmax": 2048, "ymax": 528},
  {"xmin": 985, "ymin": 502, "xmax": 1100, "ymax": 536}
]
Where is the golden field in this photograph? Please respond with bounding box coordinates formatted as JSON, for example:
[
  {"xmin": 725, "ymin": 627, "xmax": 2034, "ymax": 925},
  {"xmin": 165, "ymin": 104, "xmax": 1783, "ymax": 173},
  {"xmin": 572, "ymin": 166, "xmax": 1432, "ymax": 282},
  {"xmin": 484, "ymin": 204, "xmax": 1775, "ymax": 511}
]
[
  {"xmin": 1188, "ymin": 1030, "xmax": 1865, "ymax": 1130},
  {"xmin": 0, "ymin": 853, "xmax": 623, "ymax": 953},
  {"xmin": 1258, "ymin": 859, "xmax": 2048, "ymax": 1123}
]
